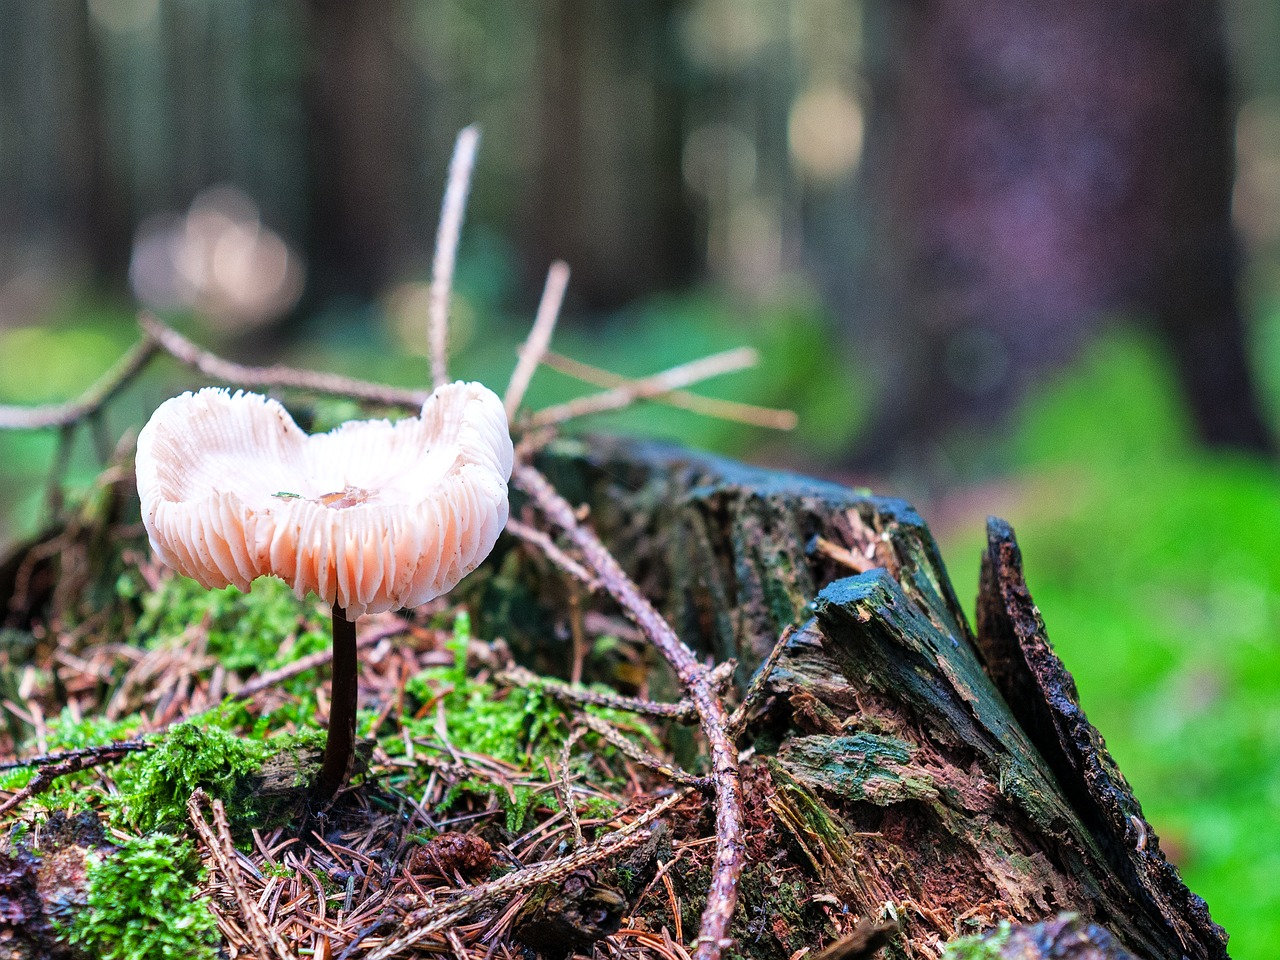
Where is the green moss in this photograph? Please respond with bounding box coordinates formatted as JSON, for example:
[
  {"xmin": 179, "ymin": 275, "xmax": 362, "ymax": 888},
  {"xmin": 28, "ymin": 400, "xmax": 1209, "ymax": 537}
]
[
  {"xmin": 136, "ymin": 573, "xmax": 328, "ymax": 680},
  {"xmin": 0, "ymin": 708, "xmax": 147, "ymax": 812},
  {"xmin": 389, "ymin": 613, "xmax": 642, "ymax": 830},
  {"xmin": 60, "ymin": 833, "xmax": 219, "ymax": 960},
  {"xmin": 112, "ymin": 719, "xmax": 271, "ymax": 833},
  {"xmin": 942, "ymin": 920, "xmax": 1012, "ymax": 960}
]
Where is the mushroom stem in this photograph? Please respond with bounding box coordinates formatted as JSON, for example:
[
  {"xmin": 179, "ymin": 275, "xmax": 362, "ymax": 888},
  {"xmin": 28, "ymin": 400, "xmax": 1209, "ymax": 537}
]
[{"xmin": 316, "ymin": 602, "xmax": 359, "ymax": 802}]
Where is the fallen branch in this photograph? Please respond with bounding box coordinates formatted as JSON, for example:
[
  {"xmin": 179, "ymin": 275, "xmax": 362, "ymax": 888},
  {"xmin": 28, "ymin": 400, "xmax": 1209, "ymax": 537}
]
[
  {"xmin": 141, "ymin": 314, "xmax": 427, "ymax": 409},
  {"xmin": 577, "ymin": 712, "xmax": 708, "ymax": 788},
  {"xmin": 188, "ymin": 790, "xmax": 295, "ymax": 960},
  {"xmin": 541, "ymin": 350, "xmax": 798, "ymax": 430},
  {"xmin": 0, "ymin": 739, "xmax": 150, "ymax": 817},
  {"xmin": 505, "ymin": 261, "xmax": 570, "ymax": 418},
  {"xmin": 511, "ymin": 462, "xmax": 744, "ymax": 960},
  {"xmin": 429, "ymin": 126, "xmax": 481, "ymax": 389},
  {"xmin": 499, "ymin": 661, "xmax": 736, "ymax": 725},
  {"xmin": 0, "ymin": 335, "xmax": 159, "ymax": 430},
  {"xmin": 527, "ymin": 347, "xmax": 760, "ymax": 428},
  {"xmin": 504, "ymin": 517, "xmax": 599, "ymax": 591},
  {"xmin": 230, "ymin": 615, "xmax": 410, "ymax": 702}
]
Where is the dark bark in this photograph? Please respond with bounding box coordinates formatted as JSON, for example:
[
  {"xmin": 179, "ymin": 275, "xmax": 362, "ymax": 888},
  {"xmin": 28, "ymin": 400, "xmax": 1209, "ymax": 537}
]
[
  {"xmin": 858, "ymin": 0, "xmax": 1273, "ymax": 464},
  {"xmin": 485, "ymin": 437, "xmax": 1231, "ymax": 959}
]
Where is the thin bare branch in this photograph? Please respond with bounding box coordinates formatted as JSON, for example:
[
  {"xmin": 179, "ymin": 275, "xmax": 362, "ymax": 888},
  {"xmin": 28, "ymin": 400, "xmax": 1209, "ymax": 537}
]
[
  {"xmin": 556, "ymin": 726, "xmax": 588, "ymax": 848},
  {"xmin": 541, "ymin": 351, "xmax": 798, "ymax": 430},
  {"xmin": 728, "ymin": 625, "xmax": 795, "ymax": 736},
  {"xmin": 0, "ymin": 335, "xmax": 159, "ymax": 430},
  {"xmin": 527, "ymin": 347, "xmax": 760, "ymax": 428},
  {"xmin": 230, "ymin": 616, "xmax": 407, "ymax": 702},
  {"xmin": 0, "ymin": 741, "xmax": 149, "ymax": 817},
  {"xmin": 511, "ymin": 463, "xmax": 744, "ymax": 960},
  {"xmin": 505, "ymin": 261, "xmax": 570, "ymax": 418},
  {"xmin": 430, "ymin": 126, "xmax": 481, "ymax": 389},
  {"xmin": 578, "ymin": 712, "xmax": 707, "ymax": 788},
  {"xmin": 504, "ymin": 517, "xmax": 599, "ymax": 591},
  {"xmin": 141, "ymin": 313, "xmax": 427, "ymax": 409},
  {"xmin": 499, "ymin": 663, "xmax": 698, "ymax": 723}
]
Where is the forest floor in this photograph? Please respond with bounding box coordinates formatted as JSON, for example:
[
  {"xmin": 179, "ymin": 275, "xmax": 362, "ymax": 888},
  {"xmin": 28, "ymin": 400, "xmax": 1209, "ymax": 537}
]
[{"xmin": 0, "ymin": 476, "xmax": 836, "ymax": 960}]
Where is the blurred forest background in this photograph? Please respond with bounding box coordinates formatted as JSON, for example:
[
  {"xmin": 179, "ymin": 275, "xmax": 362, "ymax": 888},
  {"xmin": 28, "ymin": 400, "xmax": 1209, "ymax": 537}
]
[{"xmin": 1, "ymin": 0, "xmax": 1280, "ymax": 955}]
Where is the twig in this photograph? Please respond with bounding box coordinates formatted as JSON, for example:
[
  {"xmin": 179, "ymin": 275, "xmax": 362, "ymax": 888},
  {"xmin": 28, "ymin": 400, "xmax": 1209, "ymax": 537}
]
[
  {"xmin": 728, "ymin": 625, "xmax": 795, "ymax": 736},
  {"xmin": 365, "ymin": 791, "xmax": 684, "ymax": 960},
  {"xmin": 498, "ymin": 664, "xmax": 697, "ymax": 723},
  {"xmin": 540, "ymin": 351, "xmax": 798, "ymax": 430},
  {"xmin": 0, "ymin": 739, "xmax": 150, "ymax": 772},
  {"xmin": 578, "ymin": 712, "xmax": 707, "ymax": 789},
  {"xmin": 0, "ymin": 741, "xmax": 150, "ymax": 817},
  {"xmin": 430, "ymin": 126, "xmax": 481, "ymax": 389},
  {"xmin": 0, "ymin": 335, "xmax": 159, "ymax": 430},
  {"xmin": 527, "ymin": 347, "xmax": 759, "ymax": 428},
  {"xmin": 811, "ymin": 535, "xmax": 877, "ymax": 574},
  {"xmin": 141, "ymin": 314, "xmax": 428, "ymax": 409},
  {"xmin": 504, "ymin": 518, "xmax": 599, "ymax": 591},
  {"xmin": 230, "ymin": 616, "xmax": 406, "ymax": 702},
  {"xmin": 505, "ymin": 261, "xmax": 570, "ymax": 418},
  {"xmin": 188, "ymin": 790, "xmax": 294, "ymax": 960},
  {"xmin": 511, "ymin": 463, "xmax": 744, "ymax": 960},
  {"xmin": 556, "ymin": 726, "xmax": 588, "ymax": 847}
]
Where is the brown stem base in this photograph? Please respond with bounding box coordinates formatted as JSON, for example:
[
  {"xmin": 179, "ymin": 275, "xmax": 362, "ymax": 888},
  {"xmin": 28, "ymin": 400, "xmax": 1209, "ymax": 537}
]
[{"xmin": 314, "ymin": 602, "xmax": 359, "ymax": 803}]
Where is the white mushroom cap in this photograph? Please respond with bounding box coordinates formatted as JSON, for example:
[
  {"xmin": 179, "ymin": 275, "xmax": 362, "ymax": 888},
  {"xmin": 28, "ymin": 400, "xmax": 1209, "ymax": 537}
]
[{"xmin": 136, "ymin": 382, "xmax": 514, "ymax": 618}]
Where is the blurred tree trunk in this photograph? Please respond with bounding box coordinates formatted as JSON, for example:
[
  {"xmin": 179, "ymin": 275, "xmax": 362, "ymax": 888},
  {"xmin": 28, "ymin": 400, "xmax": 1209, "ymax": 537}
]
[
  {"xmin": 72, "ymin": 0, "xmax": 133, "ymax": 283},
  {"xmin": 300, "ymin": 0, "xmax": 417, "ymax": 301},
  {"xmin": 859, "ymin": 0, "xmax": 1275, "ymax": 465},
  {"xmin": 523, "ymin": 0, "xmax": 699, "ymax": 310}
]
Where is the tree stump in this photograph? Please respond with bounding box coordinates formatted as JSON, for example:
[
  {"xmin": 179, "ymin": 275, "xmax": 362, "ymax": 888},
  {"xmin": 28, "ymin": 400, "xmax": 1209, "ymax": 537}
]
[{"xmin": 497, "ymin": 436, "xmax": 1230, "ymax": 960}]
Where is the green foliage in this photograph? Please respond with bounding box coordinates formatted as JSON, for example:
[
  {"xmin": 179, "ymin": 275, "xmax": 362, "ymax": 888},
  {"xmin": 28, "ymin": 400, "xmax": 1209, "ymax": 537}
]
[
  {"xmin": 112, "ymin": 719, "xmax": 271, "ymax": 833},
  {"xmin": 136, "ymin": 573, "xmax": 328, "ymax": 677},
  {"xmin": 392, "ymin": 612, "xmax": 637, "ymax": 830},
  {"xmin": 61, "ymin": 833, "xmax": 219, "ymax": 960},
  {"xmin": 941, "ymin": 921, "xmax": 1011, "ymax": 960},
  {"xmin": 941, "ymin": 331, "xmax": 1280, "ymax": 959},
  {"xmin": 0, "ymin": 709, "xmax": 145, "ymax": 809}
]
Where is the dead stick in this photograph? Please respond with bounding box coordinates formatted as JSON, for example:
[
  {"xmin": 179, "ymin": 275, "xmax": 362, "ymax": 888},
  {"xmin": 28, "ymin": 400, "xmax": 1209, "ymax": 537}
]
[
  {"xmin": 232, "ymin": 616, "xmax": 402, "ymax": 701},
  {"xmin": 577, "ymin": 712, "xmax": 708, "ymax": 788},
  {"xmin": 0, "ymin": 742, "xmax": 149, "ymax": 817},
  {"xmin": 0, "ymin": 335, "xmax": 160, "ymax": 430},
  {"xmin": 541, "ymin": 350, "xmax": 797, "ymax": 430},
  {"xmin": 527, "ymin": 347, "xmax": 760, "ymax": 428},
  {"xmin": 511, "ymin": 462, "xmax": 744, "ymax": 960},
  {"xmin": 499, "ymin": 661, "xmax": 736, "ymax": 725},
  {"xmin": 429, "ymin": 126, "xmax": 480, "ymax": 389},
  {"xmin": 141, "ymin": 313, "xmax": 428, "ymax": 409},
  {"xmin": 728, "ymin": 624, "xmax": 795, "ymax": 736},
  {"xmin": 504, "ymin": 517, "xmax": 598, "ymax": 590},
  {"xmin": 556, "ymin": 726, "xmax": 588, "ymax": 848},
  {"xmin": 505, "ymin": 261, "xmax": 570, "ymax": 418},
  {"xmin": 0, "ymin": 739, "xmax": 150, "ymax": 772}
]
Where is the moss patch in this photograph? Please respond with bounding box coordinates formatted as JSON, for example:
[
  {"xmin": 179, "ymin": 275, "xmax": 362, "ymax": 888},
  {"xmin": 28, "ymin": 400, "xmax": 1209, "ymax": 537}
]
[{"xmin": 60, "ymin": 833, "xmax": 219, "ymax": 960}]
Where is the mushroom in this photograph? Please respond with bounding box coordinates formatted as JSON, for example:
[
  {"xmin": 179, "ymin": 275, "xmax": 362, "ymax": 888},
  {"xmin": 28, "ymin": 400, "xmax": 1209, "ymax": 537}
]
[{"xmin": 135, "ymin": 381, "xmax": 514, "ymax": 800}]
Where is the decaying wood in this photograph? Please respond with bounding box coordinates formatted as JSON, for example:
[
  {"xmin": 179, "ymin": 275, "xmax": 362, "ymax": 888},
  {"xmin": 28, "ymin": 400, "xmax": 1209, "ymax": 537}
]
[
  {"xmin": 485, "ymin": 437, "xmax": 1230, "ymax": 960},
  {"xmin": 974, "ymin": 518, "xmax": 1227, "ymax": 958}
]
